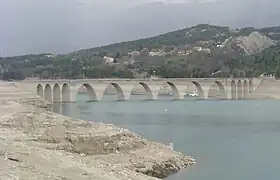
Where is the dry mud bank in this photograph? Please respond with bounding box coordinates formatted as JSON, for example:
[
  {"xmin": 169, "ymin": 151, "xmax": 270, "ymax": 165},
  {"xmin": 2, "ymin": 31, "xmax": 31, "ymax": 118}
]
[{"xmin": 0, "ymin": 98, "xmax": 195, "ymax": 180}]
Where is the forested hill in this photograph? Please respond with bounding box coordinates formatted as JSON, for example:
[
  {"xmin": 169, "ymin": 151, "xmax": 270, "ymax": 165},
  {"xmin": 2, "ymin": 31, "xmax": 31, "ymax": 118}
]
[
  {"xmin": 79, "ymin": 24, "xmax": 280, "ymax": 55},
  {"xmin": 1, "ymin": 24, "xmax": 280, "ymax": 80}
]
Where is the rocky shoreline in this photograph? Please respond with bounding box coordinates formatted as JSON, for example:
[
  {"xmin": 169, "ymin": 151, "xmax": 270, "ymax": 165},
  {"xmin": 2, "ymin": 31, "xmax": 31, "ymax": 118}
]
[{"xmin": 0, "ymin": 97, "xmax": 195, "ymax": 180}]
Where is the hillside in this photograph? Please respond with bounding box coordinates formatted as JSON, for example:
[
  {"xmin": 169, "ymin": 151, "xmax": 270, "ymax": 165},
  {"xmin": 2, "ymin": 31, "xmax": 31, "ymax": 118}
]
[
  {"xmin": 79, "ymin": 24, "xmax": 279, "ymax": 55},
  {"xmin": 79, "ymin": 24, "xmax": 233, "ymax": 54},
  {"xmin": 1, "ymin": 24, "xmax": 280, "ymax": 80}
]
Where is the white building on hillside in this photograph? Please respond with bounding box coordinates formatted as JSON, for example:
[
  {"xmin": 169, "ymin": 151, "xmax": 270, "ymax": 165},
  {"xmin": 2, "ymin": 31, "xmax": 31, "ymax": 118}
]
[{"xmin": 103, "ymin": 56, "xmax": 114, "ymax": 64}]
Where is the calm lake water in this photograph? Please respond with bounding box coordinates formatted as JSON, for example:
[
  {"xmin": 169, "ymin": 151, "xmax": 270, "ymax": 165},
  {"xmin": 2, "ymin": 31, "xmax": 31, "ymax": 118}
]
[{"xmin": 52, "ymin": 94, "xmax": 280, "ymax": 180}]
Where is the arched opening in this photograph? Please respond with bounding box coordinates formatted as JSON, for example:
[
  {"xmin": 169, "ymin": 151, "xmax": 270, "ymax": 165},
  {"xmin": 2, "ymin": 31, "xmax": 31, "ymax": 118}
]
[
  {"xmin": 249, "ymin": 80, "xmax": 253, "ymax": 93},
  {"xmin": 44, "ymin": 84, "xmax": 52, "ymax": 102},
  {"xmin": 157, "ymin": 82, "xmax": 173, "ymax": 100},
  {"xmin": 237, "ymin": 80, "xmax": 242, "ymax": 99},
  {"xmin": 111, "ymin": 83, "xmax": 125, "ymax": 101},
  {"xmin": 166, "ymin": 81, "xmax": 182, "ymax": 100},
  {"xmin": 53, "ymin": 84, "xmax": 61, "ymax": 102},
  {"xmin": 140, "ymin": 82, "xmax": 184, "ymax": 101},
  {"xmin": 139, "ymin": 82, "xmax": 152, "ymax": 92},
  {"xmin": 192, "ymin": 81, "xmax": 204, "ymax": 98},
  {"xmin": 102, "ymin": 83, "xmax": 125, "ymax": 101},
  {"xmin": 77, "ymin": 84, "xmax": 98, "ymax": 102},
  {"xmin": 208, "ymin": 81, "xmax": 227, "ymax": 99},
  {"xmin": 37, "ymin": 84, "xmax": 43, "ymax": 98},
  {"xmin": 243, "ymin": 80, "xmax": 249, "ymax": 98},
  {"xmin": 231, "ymin": 80, "xmax": 237, "ymax": 99},
  {"xmin": 130, "ymin": 82, "xmax": 154, "ymax": 101},
  {"xmin": 62, "ymin": 83, "xmax": 70, "ymax": 102}
]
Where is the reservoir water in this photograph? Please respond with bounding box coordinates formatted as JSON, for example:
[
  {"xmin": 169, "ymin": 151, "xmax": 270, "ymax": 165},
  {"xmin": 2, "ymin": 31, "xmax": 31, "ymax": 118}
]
[{"xmin": 53, "ymin": 94, "xmax": 280, "ymax": 180}]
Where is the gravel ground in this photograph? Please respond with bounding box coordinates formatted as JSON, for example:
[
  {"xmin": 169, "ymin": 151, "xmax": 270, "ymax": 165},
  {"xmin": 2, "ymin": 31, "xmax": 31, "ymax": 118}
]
[{"xmin": 0, "ymin": 97, "xmax": 195, "ymax": 180}]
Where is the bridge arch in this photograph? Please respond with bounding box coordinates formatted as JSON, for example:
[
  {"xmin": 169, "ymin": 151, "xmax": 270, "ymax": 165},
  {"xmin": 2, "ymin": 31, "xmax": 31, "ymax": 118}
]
[
  {"xmin": 44, "ymin": 84, "xmax": 52, "ymax": 102},
  {"xmin": 231, "ymin": 80, "xmax": 237, "ymax": 99},
  {"xmin": 192, "ymin": 81, "xmax": 204, "ymax": 98},
  {"xmin": 79, "ymin": 84, "xmax": 98, "ymax": 101},
  {"xmin": 37, "ymin": 84, "xmax": 43, "ymax": 98},
  {"xmin": 139, "ymin": 82, "xmax": 154, "ymax": 100},
  {"xmin": 237, "ymin": 80, "xmax": 242, "ymax": 99},
  {"xmin": 53, "ymin": 83, "xmax": 61, "ymax": 102},
  {"xmin": 166, "ymin": 81, "xmax": 182, "ymax": 99},
  {"xmin": 62, "ymin": 83, "xmax": 70, "ymax": 102},
  {"xmin": 214, "ymin": 81, "xmax": 227, "ymax": 99},
  {"xmin": 243, "ymin": 80, "xmax": 249, "ymax": 98},
  {"xmin": 110, "ymin": 83, "xmax": 125, "ymax": 101},
  {"xmin": 249, "ymin": 80, "xmax": 253, "ymax": 93}
]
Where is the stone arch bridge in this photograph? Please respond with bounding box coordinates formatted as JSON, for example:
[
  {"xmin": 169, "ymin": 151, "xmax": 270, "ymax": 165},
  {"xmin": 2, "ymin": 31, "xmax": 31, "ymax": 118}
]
[{"xmin": 17, "ymin": 78, "xmax": 256, "ymax": 103}]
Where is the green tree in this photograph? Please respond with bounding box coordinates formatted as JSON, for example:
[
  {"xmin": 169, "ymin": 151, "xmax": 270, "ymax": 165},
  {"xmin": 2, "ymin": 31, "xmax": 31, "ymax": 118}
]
[
  {"xmin": 99, "ymin": 52, "xmax": 108, "ymax": 57},
  {"xmin": 2, "ymin": 70, "xmax": 25, "ymax": 80},
  {"xmin": 115, "ymin": 52, "xmax": 121, "ymax": 59}
]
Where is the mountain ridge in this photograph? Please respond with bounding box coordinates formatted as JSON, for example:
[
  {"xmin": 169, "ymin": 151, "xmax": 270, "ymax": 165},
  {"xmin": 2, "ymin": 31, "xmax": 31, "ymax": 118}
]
[
  {"xmin": 76, "ymin": 24, "xmax": 279, "ymax": 55},
  {"xmin": 1, "ymin": 24, "xmax": 280, "ymax": 80}
]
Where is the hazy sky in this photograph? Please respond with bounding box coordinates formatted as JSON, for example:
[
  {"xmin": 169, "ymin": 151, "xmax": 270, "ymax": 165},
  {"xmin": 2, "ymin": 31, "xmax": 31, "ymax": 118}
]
[{"xmin": 0, "ymin": 0, "xmax": 279, "ymax": 56}]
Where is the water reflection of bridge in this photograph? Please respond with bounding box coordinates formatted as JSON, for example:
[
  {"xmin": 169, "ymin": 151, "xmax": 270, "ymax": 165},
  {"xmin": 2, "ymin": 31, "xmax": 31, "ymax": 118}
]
[{"xmin": 17, "ymin": 78, "xmax": 256, "ymax": 102}]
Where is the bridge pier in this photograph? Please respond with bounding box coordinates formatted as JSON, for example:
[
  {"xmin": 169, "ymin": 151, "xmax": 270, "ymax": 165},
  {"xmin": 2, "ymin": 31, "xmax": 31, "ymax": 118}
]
[
  {"xmin": 143, "ymin": 84, "xmax": 160, "ymax": 100},
  {"xmin": 69, "ymin": 88, "xmax": 78, "ymax": 102},
  {"xmin": 200, "ymin": 86, "xmax": 210, "ymax": 99},
  {"xmin": 117, "ymin": 83, "xmax": 135, "ymax": 101},
  {"xmin": 173, "ymin": 84, "xmax": 187, "ymax": 100}
]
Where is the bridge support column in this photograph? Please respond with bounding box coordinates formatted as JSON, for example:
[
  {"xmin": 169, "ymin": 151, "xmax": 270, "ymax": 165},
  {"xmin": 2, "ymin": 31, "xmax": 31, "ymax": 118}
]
[
  {"xmin": 121, "ymin": 92, "xmax": 132, "ymax": 101},
  {"xmin": 69, "ymin": 90, "xmax": 77, "ymax": 102},
  {"xmin": 145, "ymin": 84, "xmax": 161, "ymax": 100},
  {"xmin": 201, "ymin": 87, "xmax": 209, "ymax": 99},
  {"xmin": 119, "ymin": 84, "xmax": 135, "ymax": 101},
  {"xmin": 149, "ymin": 92, "xmax": 159, "ymax": 100},
  {"xmin": 92, "ymin": 84, "xmax": 107, "ymax": 101},
  {"xmin": 94, "ymin": 91, "xmax": 104, "ymax": 101},
  {"xmin": 243, "ymin": 83, "xmax": 249, "ymax": 99},
  {"xmin": 174, "ymin": 85, "xmax": 187, "ymax": 100},
  {"xmin": 62, "ymin": 83, "xmax": 78, "ymax": 102},
  {"xmin": 226, "ymin": 85, "xmax": 234, "ymax": 100}
]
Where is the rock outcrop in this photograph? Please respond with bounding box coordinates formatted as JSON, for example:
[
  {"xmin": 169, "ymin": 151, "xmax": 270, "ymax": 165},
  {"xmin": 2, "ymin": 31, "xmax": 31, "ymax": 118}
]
[{"xmin": 234, "ymin": 31, "xmax": 276, "ymax": 55}]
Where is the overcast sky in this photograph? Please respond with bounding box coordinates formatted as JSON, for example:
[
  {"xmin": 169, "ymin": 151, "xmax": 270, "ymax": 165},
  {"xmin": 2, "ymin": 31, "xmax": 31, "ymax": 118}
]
[{"xmin": 0, "ymin": 0, "xmax": 279, "ymax": 56}]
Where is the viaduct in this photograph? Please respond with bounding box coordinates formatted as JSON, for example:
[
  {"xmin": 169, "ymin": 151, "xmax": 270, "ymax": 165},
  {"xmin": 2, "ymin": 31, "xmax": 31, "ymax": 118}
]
[{"xmin": 15, "ymin": 78, "xmax": 259, "ymax": 103}]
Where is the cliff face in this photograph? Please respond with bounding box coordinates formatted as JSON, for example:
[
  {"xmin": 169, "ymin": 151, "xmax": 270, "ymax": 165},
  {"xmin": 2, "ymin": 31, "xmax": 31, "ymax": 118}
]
[
  {"xmin": 234, "ymin": 32, "xmax": 276, "ymax": 55},
  {"xmin": 0, "ymin": 97, "xmax": 195, "ymax": 180}
]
